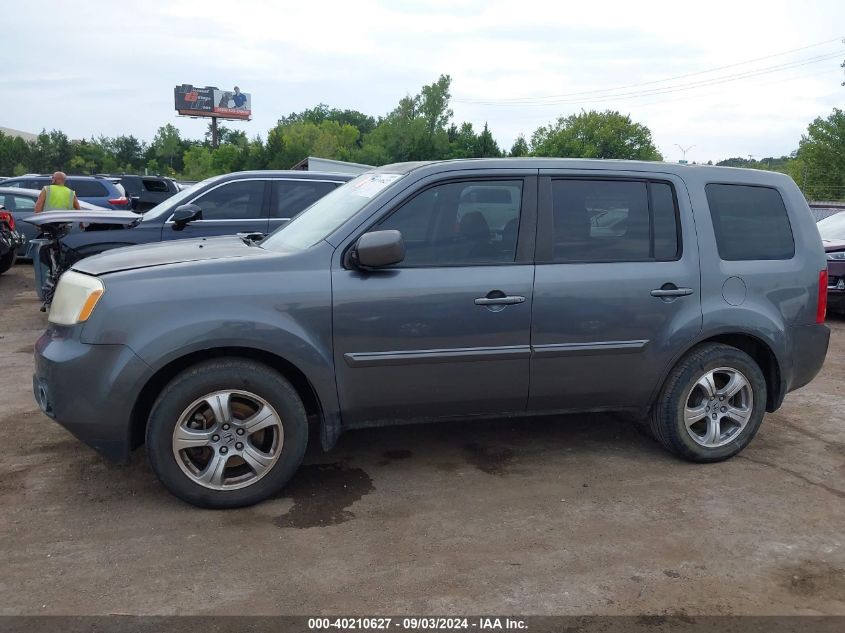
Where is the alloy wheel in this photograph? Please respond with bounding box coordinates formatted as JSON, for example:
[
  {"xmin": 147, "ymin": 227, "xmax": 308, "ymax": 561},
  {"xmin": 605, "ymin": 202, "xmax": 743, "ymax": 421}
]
[
  {"xmin": 683, "ymin": 367, "xmax": 754, "ymax": 448},
  {"xmin": 171, "ymin": 390, "xmax": 284, "ymax": 490}
]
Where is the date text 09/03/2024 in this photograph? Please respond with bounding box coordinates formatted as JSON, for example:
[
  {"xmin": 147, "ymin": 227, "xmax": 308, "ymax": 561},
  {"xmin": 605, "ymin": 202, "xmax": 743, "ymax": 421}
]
[{"xmin": 307, "ymin": 617, "xmax": 528, "ymax": 630}]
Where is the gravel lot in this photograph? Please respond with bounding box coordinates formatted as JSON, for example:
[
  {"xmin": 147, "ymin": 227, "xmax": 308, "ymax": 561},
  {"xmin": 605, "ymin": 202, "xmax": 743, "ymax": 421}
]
[{"xmin": 0, "ymin": 263, "xmax": 843, "ymax": 616}]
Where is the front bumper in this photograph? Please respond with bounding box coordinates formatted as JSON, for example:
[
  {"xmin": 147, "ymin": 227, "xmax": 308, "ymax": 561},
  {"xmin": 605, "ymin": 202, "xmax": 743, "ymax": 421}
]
[{"xmin": 33, "ymin": 327, "xmax": 150, "ymax": 463}]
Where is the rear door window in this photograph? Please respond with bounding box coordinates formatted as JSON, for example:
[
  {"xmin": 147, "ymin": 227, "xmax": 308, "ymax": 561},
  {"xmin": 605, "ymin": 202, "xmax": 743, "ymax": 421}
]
[
  {"xmin": 68, "ymin": 179, "xmax": 109, "ymax": 197},
  {"xmin": 272, "ymin": 180, "xmax": 339, "ymax": 218},
  {"xmin": 191, "ymin": 180, "xmax": 266, "ymax": 220},
  {"xmin": 549, "ymin": 179, "xmax": 680, "ymax": 262},
  {"xmin": 3, "ymin": 194, "xmax": 37, "ymax": 211},
  {"xmin": 705, "ymin": 184, "xmax": 794, "ymax": 261}
]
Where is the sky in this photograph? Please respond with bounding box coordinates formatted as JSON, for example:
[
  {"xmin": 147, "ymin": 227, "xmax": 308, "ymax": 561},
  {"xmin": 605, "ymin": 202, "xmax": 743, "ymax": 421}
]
[{"xmin": 3, "ymin": 0, "xmax": 845, "ymax": 163}]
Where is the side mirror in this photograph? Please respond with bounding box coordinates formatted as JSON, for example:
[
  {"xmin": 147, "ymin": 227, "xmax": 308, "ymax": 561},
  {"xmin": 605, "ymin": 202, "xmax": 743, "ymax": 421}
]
[
  {"xmin": 171, "ymin": 204, "xmax": 202, "ymax": 230},
  {"xmin": 352, "ymin": 230, "xmax": 405, "ymax": 269}
]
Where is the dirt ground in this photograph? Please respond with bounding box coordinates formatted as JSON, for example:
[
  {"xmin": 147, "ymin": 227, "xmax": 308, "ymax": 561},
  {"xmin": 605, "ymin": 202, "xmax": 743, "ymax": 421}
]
[{"xmin": 0, "ymin": 263, "xmax": 843, "ymax": 616}]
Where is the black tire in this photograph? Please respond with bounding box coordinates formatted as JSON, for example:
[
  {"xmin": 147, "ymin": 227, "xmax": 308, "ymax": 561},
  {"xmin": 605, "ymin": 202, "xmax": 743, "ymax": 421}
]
[
  {"xmin": 0, "ymin": 250, "xmax": 16, "ymax": 275},
  {"xmin": 650, "ymin": 343, "xmax": 767, "ymax": 462},
  {"xmin": 146, "ymin": 358, "xmax": 308, "ymax": 508}
]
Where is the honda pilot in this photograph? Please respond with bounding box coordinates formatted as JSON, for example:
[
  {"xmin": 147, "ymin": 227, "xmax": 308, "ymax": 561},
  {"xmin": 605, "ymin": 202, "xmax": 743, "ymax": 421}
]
[{"xmin": 33, "ymin": 159, "xmax": 830, "ymax": 508}]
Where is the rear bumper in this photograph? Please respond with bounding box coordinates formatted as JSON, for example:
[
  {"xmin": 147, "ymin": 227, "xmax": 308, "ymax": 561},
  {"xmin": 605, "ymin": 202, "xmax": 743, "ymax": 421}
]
[
  {"xmin": 786, "ymin": 323, "xmax": 830, "ymax": 395},
  {"xmin": 33, "ymin": 329, "xmax": 150, "ymax": 463}
]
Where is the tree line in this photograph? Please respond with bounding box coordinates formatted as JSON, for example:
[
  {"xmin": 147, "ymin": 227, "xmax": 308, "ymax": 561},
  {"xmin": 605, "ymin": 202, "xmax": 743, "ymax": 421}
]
[{"xmin": 1, "ymin": 74, "xmax": 843, "ymax": 200}]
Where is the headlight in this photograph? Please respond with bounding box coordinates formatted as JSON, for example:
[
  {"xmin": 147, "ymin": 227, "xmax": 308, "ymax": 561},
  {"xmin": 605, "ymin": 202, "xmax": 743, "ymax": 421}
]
[
  {"xmin": 48, "ymin": 270, "xmax": 105, "ymax": 325},
  {"xmin": 828, "ymin": 251, "xmax": 845, "ymax": 261}
]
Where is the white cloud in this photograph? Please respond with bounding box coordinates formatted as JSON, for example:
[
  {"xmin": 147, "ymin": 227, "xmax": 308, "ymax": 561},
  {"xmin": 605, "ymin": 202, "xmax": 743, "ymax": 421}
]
[{"xmin": 3, "ymin": 0, "xmax": 844, "ymax": 161}]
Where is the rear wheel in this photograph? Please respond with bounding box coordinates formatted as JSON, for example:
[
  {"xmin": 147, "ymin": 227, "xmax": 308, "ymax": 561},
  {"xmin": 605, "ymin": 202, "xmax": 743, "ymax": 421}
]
[
  {"xmin": 0, "ymin": 250, "xmax": 16, "ymax": 275},
  {"xmin": 650, "ymin": 343, "xmax": 766, "ymax": 462},
  {"xmin": 146, "ymin": 359, "xmax": 308, "ymax": 508}
]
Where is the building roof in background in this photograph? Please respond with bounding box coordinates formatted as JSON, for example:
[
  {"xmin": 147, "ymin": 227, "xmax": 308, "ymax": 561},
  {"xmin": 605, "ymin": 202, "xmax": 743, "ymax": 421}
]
[
  {"xmin": 291, "ymin": 156, "xmax": 373, "ymax": 175},
  {"xmin": 808, "ymin": 201, "xmax": 845, "ymax": 222}
]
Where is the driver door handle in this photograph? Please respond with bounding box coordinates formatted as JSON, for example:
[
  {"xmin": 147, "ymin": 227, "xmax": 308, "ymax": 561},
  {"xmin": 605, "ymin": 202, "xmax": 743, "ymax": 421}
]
[
  {"xmin": 650, "ymin": 287, "xmax": 694, "ymax": 297},
  {"xmin": 474, "ymin": 295, "xmax": 526, "ymax": 306}
]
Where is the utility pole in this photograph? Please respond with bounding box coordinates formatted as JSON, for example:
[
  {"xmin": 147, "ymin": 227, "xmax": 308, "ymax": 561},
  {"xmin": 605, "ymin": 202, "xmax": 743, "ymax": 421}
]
[
  {"xmin": 675, "ymin": 144, "xmax": 695, "ymax": 164},
  {"xmin": 211, "ymin": 116, "xmax": 219, "ymax": 149}
]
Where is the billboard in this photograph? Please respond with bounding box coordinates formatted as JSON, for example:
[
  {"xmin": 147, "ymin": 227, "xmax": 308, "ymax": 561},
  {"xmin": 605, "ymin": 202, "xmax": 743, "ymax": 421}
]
[{"xmin": 174, "ymin": 84, "xmax": 252, "ymax": 120}]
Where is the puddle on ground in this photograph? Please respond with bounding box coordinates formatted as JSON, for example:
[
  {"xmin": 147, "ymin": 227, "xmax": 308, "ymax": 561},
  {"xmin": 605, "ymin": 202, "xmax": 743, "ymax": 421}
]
[
  {"xmin": 781, "ymin": 561, "xmax": 845, "ymax": 600},
  {"xmin": 274, "ymin": 462, "xmax": 374, "ymax": 529},
  {"xmin": 461, "ymin": 442, "xmax": 515, "ymax": 476}
]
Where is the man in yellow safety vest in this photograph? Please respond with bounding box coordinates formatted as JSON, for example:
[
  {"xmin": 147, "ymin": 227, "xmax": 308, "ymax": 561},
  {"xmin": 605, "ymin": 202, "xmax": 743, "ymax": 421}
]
[{"xmin": 34, "ymin": 172, "xmax": 81, "ymax": 213}]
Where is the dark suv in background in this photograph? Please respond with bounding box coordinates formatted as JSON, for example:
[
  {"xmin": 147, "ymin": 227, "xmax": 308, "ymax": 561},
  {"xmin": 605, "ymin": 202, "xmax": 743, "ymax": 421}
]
[
  {"xmin": 0, "ymin": 175, "xmax": 131, "ymax": 209},
  {"xmin": 102, "ymin": 174, "xmax": 180, "ymax": 212}
]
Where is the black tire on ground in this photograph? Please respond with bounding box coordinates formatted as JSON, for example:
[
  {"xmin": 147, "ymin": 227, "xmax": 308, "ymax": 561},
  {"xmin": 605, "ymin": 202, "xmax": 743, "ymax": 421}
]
[
  {"xmin": 649, "ymin": 343, "xmax": 767, "ymax": 462},
  {"xmin": 146, "ymin": 358, "xmax": 308, "ymax": 508},
  {"xmin": 0, "ymin": 250, "xmax": 16, "ymax": 275}
]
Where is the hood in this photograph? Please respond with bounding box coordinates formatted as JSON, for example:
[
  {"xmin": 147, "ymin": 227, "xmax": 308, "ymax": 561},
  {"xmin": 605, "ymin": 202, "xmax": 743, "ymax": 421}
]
[
  {"xmin": 72, "ymin": 235, "xmax": 269, "ymax": 276},
  {"xmin": 22, "ymin": 210, "xmax": 140, "ymax": 227},
  {"xmin": 822, "ymin": 239, "xmax": 845, "ymax": 252}
]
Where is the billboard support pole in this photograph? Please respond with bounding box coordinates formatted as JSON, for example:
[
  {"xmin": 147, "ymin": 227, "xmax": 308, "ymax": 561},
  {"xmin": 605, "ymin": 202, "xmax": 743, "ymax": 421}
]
[{"xmin": 211, "ymin": 116, "xmax": 219, "ymax": 149}]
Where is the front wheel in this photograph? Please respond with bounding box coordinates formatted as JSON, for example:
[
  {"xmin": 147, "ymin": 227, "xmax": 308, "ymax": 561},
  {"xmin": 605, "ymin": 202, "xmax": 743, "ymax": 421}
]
[
  {"xmin": 650, "ymin": 343, "xmax": 767, "ymax": 462},
  {"xmin": 146, "ymin": 359, "xmax": 308, "ymax": 508}
]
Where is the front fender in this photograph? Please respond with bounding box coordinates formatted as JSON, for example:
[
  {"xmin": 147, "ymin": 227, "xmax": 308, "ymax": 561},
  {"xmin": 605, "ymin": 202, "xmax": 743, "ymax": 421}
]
[{"xmin": 80, "ymin": 254, "xmax": 338, "ymax": 433}]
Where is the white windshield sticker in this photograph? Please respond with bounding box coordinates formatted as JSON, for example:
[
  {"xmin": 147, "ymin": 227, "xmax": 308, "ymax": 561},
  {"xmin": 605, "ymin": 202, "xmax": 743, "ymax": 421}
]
[{"xmin": 350, "ymin": 173, "xmax": 402, "ymax": 198}]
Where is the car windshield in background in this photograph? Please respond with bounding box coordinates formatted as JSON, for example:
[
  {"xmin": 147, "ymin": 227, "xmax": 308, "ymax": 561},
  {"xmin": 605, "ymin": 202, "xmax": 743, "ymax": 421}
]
[
  {"xmin": 260, "ymin": 173, "xmax": 404, "ymax": 252},
  {"xmin": 140, "ymin": 175, "xmax": 226, "ymax": 222},
  {"xmin": 817, "ymin": 212, "xmax": 845, "ymax": 241}
]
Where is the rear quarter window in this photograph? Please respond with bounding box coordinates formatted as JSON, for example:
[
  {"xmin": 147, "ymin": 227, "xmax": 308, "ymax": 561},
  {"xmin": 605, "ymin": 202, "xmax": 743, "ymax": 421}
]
[
  {"xmin": 143, "ymin": 178, "xmax": 171, "ymax": 193},
  {"xmin": 705, "ymin": 183, "xmax": 795, "ymax": 261}
]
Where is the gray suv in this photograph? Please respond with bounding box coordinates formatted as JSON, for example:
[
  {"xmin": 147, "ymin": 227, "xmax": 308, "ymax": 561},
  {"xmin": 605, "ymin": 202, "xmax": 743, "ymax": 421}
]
[{"xmin": 33, "ymin": 159, "xmax": 830, "ymax": 508}]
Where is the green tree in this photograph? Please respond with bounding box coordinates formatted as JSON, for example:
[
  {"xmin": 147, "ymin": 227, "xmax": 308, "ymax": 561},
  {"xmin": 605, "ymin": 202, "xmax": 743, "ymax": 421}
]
[
  {"xmin": 475, "ymin": 123, "xmax": 502, "ymax": 157},
  {"xmin": 149, "ymin": 124, "xmax": 185, "ymax": 173},
  {"xmin": 211, "ymin": 144, "xmax": 243, "ymax": 174},
  {"xmin": 181, "ymin": 146, "xmax": 214, "ymax": 180},
  {"xmin": 0, "ymin": 131, "xmax": 32, "ymax": 175},
  {"xmin": 265, "ymin": 120, "xmax": 360, "ymax": 169},
  {"xmin": 360, "ymin": 75, "xmax": 454, "ymax": 163},
  {"xmin": 509, "ymin": 135, "xmax": 529, "ymax": 157},
  {"xmin": 242, "ymin": 136, "xmax": 268, "ymax": 170},
  {"xmin": 110, "ymin": 135, "xmax": 146, "ymax": 171},
  {"xmin": 448, "ymin": 122, "xmax": 479, "ymax": 158},
  {"xmin": 530, "ymin": 110, "xmax": 662, "ymax": 160},
  {"xmin": 794, "ymin": 108, "xmax": 845, "ymax": 200},
  {"xmin": 30, "ymin": 129, "xmax": 74, "ymax": 173}
]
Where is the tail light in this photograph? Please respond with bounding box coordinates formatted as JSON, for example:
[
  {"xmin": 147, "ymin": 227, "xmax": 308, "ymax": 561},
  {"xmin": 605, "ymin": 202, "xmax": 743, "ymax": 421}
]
[
  {"xmin": 817, "ymin": 269, "xmax": 828, "ymax": 323},
  {"xmin": 108, "ymin": 197, "xmax": 129, "ymax": 207},
  {"xmin": 0, "ymin": 210, "xmax": 14, "ymax": 231}
]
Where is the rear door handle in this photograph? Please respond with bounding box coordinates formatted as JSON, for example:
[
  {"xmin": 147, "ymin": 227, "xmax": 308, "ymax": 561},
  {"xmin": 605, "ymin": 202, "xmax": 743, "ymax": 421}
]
[
  {"xmin": 475, "ymin": 295, "xmax": 526, "ymax": 306},
  {"xmin": 650, "ymin": 287, "xmax": 694, "ymax": 297}
]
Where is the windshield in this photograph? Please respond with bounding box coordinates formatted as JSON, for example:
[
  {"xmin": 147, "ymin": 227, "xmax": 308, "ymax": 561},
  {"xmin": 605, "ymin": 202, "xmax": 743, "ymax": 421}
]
[
  {"xmin": 140, "ymin": 174, "xmax": 226, "ymax": 221},
  {"xmin": 261, "ymin": 172, "xmax": 404, "ymax": 252},
  {"xmin": 817, "ymin": 212, "xmax": 845, "ymax": 241}
]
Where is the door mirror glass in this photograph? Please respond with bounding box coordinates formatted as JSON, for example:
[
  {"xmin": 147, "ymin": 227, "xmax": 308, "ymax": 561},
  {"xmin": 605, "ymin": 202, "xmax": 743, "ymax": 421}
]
[
  {"xmin": 354, "ymin": 230, "xmax": 405, "ymax": 268},
  {"xmin": 171, "ymin": 204, "xmax": 202, "ymax": 230}
]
